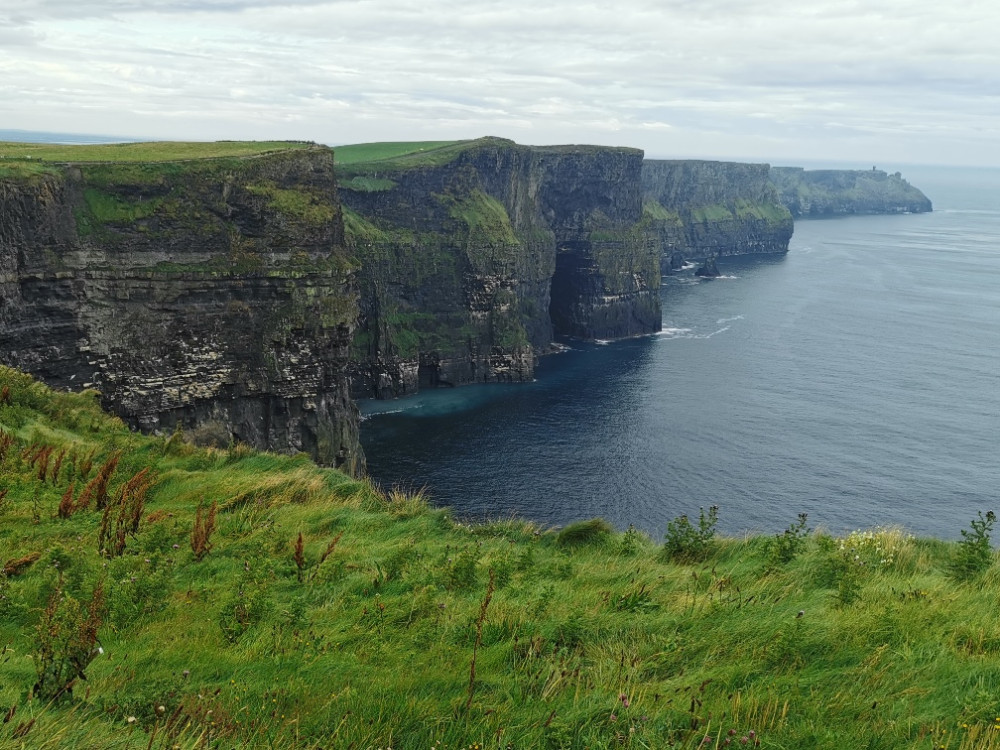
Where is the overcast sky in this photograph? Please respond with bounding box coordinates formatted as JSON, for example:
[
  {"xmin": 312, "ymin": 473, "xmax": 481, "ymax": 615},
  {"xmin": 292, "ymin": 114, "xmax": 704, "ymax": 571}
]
[{"xmin": 2, "ymin": 0, "xmax": 997, "ymax": 166}]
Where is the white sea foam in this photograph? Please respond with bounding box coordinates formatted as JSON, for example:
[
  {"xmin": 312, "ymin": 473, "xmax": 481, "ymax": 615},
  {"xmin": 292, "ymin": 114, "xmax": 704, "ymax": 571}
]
[
  {"xmin": 716, "ymin": 315, "xmax": 745, "ymax": 325},
  {"xmin": 657, "ymin": 327, "xmax": 693, "ymax": 338}
]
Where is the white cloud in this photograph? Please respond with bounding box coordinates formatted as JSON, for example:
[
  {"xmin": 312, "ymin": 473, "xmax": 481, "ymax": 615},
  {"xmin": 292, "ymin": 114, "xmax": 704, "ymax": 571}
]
[{"xmin": 1, "ymin": 0, "xmax": 997, "ymax": 164}]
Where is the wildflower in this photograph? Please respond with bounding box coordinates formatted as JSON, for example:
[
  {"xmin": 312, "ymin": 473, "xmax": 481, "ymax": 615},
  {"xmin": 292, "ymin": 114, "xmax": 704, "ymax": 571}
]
[
  {"xmin": 741, "ymin": 738, "xmax": 749, "ymax": 745},
  {"xmin": 610, "ymin": 713, "xmax": 617, "ymax": 722},
  {"xmin": 127, "ymin": 716, "xmax": 137, "ymax": 724},
  {"xmin": 620, "ymin": 693, "xmax": 630, "ymax": 707}
]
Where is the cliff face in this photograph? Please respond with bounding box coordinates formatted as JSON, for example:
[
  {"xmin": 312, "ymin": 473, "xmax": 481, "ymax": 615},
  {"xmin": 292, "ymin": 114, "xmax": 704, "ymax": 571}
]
[
  {"xmin": 642, "ymin": 160, "xmax": 794, "ymax": 270},
  {"xmin": 0, "ymin": 148, "xmax": 363, "ymax": 473},
  {"xmin": 340, "ymin": 138, "xmax": 660, "ymax": 399},
  {"xmin": 769, "ymin": 167, "xmax": 933, "ymax": 217}
]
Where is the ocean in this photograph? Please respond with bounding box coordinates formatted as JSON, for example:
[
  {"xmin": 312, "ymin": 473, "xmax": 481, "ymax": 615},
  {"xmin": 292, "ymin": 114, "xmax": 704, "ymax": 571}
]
[{"xmin": 360, "ymin": 165, "xmax": 1000, "ymax": 539}]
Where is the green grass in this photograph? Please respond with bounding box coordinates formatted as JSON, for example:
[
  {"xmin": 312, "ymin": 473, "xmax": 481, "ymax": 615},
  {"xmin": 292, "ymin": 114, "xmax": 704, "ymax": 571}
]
[
  {"xmin": 2, "ymin": 366, "xmax": 1000, "ymax": 749},
  {"xmin": 0, "ymin": 141, "xmax": 315, "ymax": 163},
  {"xmin": 332, "ymin": 141, "xmax": 463, "ymax": 166}
]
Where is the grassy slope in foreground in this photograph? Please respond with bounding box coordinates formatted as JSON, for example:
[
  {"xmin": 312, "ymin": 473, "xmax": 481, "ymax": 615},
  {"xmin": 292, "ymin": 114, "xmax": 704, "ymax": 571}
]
[{"xmin": 1, "ymin": 367, "xmax": 1000, "ymax": 750}]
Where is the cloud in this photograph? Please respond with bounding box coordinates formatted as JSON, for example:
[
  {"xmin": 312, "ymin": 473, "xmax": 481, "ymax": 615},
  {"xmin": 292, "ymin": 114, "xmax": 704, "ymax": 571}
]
[{"xmin": 1, "ymin": 0, "xmax": 997, "ymax": 164}]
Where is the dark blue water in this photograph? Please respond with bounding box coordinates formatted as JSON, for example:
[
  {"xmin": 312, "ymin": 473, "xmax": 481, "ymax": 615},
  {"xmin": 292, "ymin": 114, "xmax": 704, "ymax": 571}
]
[{"xmin": 360, "ymin": 166, "xmax": 1000, "ymax": 538}]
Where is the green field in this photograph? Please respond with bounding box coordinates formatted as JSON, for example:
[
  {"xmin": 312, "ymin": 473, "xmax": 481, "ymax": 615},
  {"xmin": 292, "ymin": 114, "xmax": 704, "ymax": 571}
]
[
  {"xmin": 0, "ymin": 140, "xmax": 316, "ymax": 164},
  {"xmin": 332, "ymin": 140, "xmax": 464, "ymax": 166},
  {"xmin": 2, "ymin": 366, "xmax": 1000, "ymax": 749}
]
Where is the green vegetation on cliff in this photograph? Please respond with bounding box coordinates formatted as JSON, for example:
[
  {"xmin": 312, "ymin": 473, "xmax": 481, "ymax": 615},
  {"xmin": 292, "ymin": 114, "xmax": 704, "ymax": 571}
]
[
  {"xmin": 0, "ymin": 140, "xmax": 314, "ymax": 164},
  {"xmin": 3, "ymin": 368, "xmax": 1000, "ymax": 749}
]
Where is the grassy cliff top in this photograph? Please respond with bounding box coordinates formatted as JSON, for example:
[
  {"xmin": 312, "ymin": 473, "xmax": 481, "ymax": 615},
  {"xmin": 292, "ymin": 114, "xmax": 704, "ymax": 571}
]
[
  {"xmin": 332, "ymin": 140, "xmax": 466, "ymax": 166},
  {"xmin": 0, "ymin": 140, "xmax": 318, "ymax": 164},
  {"xmin": 2, "ymin": 367, "xmax": 998, "ymax": 749},
  {"xmin": 334, "ymin": 137, "xmax": 644, "ymax": 177}
]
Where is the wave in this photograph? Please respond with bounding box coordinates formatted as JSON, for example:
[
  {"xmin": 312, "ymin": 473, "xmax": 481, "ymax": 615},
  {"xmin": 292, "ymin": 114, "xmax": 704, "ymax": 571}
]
[
  {"xmin": 656, "ymin": 325, "xmax": 731, "ymax": 340},
  {"xmin": 656, "ymin": 327, "xmax": 693, "ymax": 338},
  {"xmin": 716, "ymin": 315, "xmax": 745, "ymax": 325}
]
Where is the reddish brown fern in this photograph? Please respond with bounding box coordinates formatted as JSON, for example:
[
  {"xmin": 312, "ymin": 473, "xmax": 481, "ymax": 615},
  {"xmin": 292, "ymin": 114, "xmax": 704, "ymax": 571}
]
[
  {"xmin": 0, "ymin": 431, "xmax": 14, "ymax": 463},
  {"xmin": 34, "ymin": 446, "xmax": 53, "ymax": 481},
  {"xmin": 191, "ymin": 500, "xmax": 218, "ymax": 561},
  {"xmin": 50, "ymin": 449, "xmax": 67, "ymax": 484},
  {"xmin": 57, "ymin": 483, "xmax": 76, "ymax": 520},
  {"xmin": 89, "ymin": 452, "xmax": 120, "ymax": 511},
  {"xmin": 77, "ymin": 449, "xmax": 96, "ymax": 482},
  {"xmin": 95, "ymin": 467, "xmax": 154, "ymax": 557}
]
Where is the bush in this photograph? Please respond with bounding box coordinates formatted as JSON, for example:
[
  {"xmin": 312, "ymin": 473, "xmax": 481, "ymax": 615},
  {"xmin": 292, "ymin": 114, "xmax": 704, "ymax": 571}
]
[
  {"xmin": 663, "ymin": 506, "xmax": 718, "ymax": 562},
  {"xmin": 951, "ymin": 511, "xmax": 996, "ymax": 581},
  {"xmin": 768, "ymin": 513, "xmax": 811, "ymax": 565}
]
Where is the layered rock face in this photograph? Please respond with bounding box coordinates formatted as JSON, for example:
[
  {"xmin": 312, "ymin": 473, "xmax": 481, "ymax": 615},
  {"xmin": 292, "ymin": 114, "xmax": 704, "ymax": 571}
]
[
  {"xmin": 770, "ymin": 167, "xmax": 933, "ymax": 217},
  {"xmin": 642, "ymin": 160, "xmax": 794, "ymax": 271},
  {"xmin": 0, "ymin": 149, "xmax": 363, "ymax": 473},
  {"xmin": 340, "ymin": 138, "xmax": 661, "ymax": 399}
]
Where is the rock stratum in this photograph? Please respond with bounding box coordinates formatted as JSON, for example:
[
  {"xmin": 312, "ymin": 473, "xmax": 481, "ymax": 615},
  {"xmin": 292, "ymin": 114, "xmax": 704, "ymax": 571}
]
[
  {"xmin": 769, "ymin": 166, "xmax": 933, "ymax": 217},
  {"xmin": 642, "ymin": 160, "xmax": 794, "ymax": 271},
  {"xmin": 0, "ymin": 137, "xmax": 932, "ymax": 468},
  {"xmin": 0, "ymin": 144, "xmax": 363, "ymax": 473}
]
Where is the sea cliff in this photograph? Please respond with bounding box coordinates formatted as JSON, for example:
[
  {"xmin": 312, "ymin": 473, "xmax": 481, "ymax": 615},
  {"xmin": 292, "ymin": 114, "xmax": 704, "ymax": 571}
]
[
  {"xmin": 339, "ymin": 138, "xmax": 661, "ymax": 399},
  {"xmin": 642, "ymin": 160, "xmax": 794, "ymax": 270},
  {"xmin": 0, "ymin": 145, "xmax": 363, "ymax": 473},
  {"xmin": 0, "ymin": 139, "xmax": 936, "ymax": 464},
  {"xmin": 769, "ymin": 166, "xmax": 933, "ymax": 217}
]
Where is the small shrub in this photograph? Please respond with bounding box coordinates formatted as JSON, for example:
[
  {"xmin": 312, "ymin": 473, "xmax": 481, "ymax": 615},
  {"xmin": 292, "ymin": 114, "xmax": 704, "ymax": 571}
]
[
  {"xmin": 556, "ymin": 518, "xmax": 614, "ymax": 548},
  {"xmin": 616, "ymin": 524, "xmax": 647, "ymax": 556},
  {"xmin": 33, "ymin": 582, "xmax": 106, "ymax": 702},
  {"xmin": 951, "ymin": 511, "xmax": 997, "ymax": 581},
  {"xmin": 446, "ymin": 547, "xmax": 479, "ymax": 590},
  {"xmin": 663, "ymin": 505, "xmax": 718, "ymax": 563},
  {"xmin": 218, "ymin": 572, "xmax": 274, "ymax": 643},
  {"xmin": 768, "ymin": 513, "xmax": 811, "ymax": 565}
]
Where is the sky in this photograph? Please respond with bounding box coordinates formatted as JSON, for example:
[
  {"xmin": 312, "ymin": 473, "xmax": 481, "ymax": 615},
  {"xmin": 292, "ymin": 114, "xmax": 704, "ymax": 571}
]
[{"xmin": 2, "ymin": 0, "xmax": 998, "ymax": 167}]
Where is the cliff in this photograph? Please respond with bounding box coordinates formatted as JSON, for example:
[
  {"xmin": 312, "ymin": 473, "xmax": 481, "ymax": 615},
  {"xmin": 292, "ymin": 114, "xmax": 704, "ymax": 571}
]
[
  {"xmin": 641, "ymin": 160, "xmax": 794, "ymax": 270},
  {"xmin": 0, "ymin": 143, "xmax": 363, "ymax": 473},
  {"xmin": 339, "ymin": 138, "xmax": 661, "ymax": 399},
  {"xmin": 769, "ymin": 167, "xmax": 933, "ymax": 217}
]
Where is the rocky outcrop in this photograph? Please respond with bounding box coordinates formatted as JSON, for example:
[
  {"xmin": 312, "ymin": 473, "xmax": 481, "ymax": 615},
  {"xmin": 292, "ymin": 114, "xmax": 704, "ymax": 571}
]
[
  {"xmin": 340, "ymin": 138, "xmax": 661, "ymax": 399},
  {"xmin": 641, "ymin": 160, "xmax": 794, "ymax": 272},
  {"xmin": 695, "ymin": 256, "xmax": 721, "ymax": 278},
  {"xmin": 769, "ymin": 167, "xmax": 933, "ymax": 217},
  {"xmin": 0, "ymin": 148, "xmax": 363, "ymax": 473}
]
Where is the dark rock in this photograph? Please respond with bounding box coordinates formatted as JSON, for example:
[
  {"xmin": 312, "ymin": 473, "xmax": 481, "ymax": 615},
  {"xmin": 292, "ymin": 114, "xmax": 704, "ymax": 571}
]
[
  {"xmin": 695, "ymin": 256, "xmax": 722, "ymax": 278},
  {"xmin": 666, "ymin": 251, "xmax": 687, "ymax": 272}
]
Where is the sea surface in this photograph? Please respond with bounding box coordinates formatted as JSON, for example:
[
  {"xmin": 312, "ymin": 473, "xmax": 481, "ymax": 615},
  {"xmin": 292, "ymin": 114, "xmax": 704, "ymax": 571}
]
[{"xmin": 360, "ymin": 165, "xmax": 1000, "ymax": 539}]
